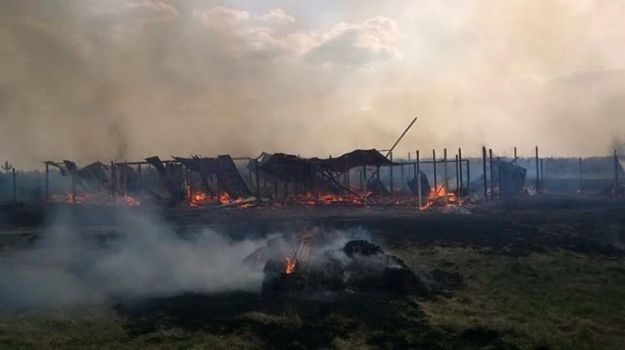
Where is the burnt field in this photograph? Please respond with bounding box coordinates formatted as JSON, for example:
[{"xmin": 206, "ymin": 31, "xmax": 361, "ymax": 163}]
[{"xmin": 0, "ymin": 196, "xmax": 624, "ymax": 349}]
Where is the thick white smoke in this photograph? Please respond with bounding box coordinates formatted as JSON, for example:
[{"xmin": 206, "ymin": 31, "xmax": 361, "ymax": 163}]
[{"xmin": 0, "ymin": 208, "xmax": 268, "ymax": 307}]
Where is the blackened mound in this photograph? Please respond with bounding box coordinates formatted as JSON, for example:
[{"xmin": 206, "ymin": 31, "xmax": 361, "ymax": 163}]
[
  {"xmin": 262, "ymin": 240, "xmax": 427, "ymax": 297},
  {"xmin": 342, "ymin": 240, "xmax": 384, "ymax": 257}
]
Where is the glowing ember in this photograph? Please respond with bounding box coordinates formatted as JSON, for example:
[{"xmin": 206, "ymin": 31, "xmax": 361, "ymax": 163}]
[
  {"xmin": 284, "ymin": 257, "xmax": 296, "ymax": 274},
  {"xmin": 122, "ymin": 195, "xmax": 140, "ymax": 207},
  {"xmin": 186, "ymin": 188, "xmax": 251, "ymax": 208},
  {"xmin": 188, "ymin": 189, "xmax": 211, "ymax": 207},
  {"xmin": 219, "ymin": 192, "xmax": 231, "ymax": 204},
  {"xmin": 49, "ymin": 192, "xmax": 140, "ymax": 206},
  {"xmin": 290, "ymin": 192, "xmax": 368, "ymax": 206}
]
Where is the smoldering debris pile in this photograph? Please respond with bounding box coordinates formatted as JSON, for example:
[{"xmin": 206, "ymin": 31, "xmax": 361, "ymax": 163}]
[{"xmin": 252, "ymin": 236, "xmax": 462, "ymax": 298}]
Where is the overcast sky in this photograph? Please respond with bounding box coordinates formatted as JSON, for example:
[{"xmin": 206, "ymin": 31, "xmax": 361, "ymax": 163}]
[{"xmin": 2, "ymin": 0, "xmax": 625, "ymax": 168}]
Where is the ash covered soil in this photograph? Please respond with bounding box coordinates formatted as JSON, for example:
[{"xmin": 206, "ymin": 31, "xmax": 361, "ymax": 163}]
[{"xmin": 0, "ymin": 196, "xmax": 624, "ymax": 349}]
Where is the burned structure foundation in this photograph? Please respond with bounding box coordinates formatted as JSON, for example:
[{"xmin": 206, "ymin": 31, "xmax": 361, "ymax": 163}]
[{"xmin": 37, "ymin": 144, "xmax": 600, "ymax": 209}]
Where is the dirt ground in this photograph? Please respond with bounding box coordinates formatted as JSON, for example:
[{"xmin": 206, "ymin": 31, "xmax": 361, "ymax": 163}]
[{"xmin": 0, "ymin": 195, "xmax": 624, "ymax": 349}]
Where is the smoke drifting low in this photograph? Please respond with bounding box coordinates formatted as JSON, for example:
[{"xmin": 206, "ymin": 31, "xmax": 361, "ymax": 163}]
[
  {"xmin": 0, "ymin": 206, "xmax": 376, "ymax": 308},
  {"xmin": 0, "ymin": 209, "xmax": 267, "ymax": 307}
]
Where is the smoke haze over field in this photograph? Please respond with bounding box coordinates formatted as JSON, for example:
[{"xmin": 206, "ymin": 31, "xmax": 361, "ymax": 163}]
[
  {"xmin": 0, "ymin": 206, "xmax": 374, "ymax": 307},
  {"xmin": 1, "ymin": 0, "xmax": 625, "ymax": 168},
  {"xmin": 0, "ymin": 208, "xmax": 268, "ymax": 307}
]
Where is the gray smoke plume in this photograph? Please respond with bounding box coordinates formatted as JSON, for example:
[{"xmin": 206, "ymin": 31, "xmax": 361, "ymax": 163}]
[
  {"xmin": 0, "ymin": 206, "xmax": 377, "ymax": 308},
  {"xmin": 0, "ymin": 208, "xmax": 268, "ymax": 307},
  {"xmin": 3, "ymin": 1, "xmax": 624, "ymax": 168}
]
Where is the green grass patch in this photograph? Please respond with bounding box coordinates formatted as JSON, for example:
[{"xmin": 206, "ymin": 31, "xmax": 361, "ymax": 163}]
[{"xmin": 395, "ymin": 246, "xmax": 625, "ymax": 350}]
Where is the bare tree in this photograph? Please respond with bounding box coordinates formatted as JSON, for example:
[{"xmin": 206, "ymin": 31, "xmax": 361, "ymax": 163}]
[{"xmin": 1, "ymin": 161, "xmax": 13, "ymax": 173}]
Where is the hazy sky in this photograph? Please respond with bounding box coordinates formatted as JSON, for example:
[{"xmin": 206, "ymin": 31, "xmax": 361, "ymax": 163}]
[{"xmin": 2, "ymin": 0, "xmax": 625, "ymax": 168}]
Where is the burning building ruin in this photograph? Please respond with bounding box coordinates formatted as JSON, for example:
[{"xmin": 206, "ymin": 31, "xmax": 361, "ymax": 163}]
[
  {"xmin": 9, "ymin": 145, "xmax": 619, "ymax": 210},
  {"xmin": 14, "ymin": 146, "xmax": 486, "ymax": 211}
]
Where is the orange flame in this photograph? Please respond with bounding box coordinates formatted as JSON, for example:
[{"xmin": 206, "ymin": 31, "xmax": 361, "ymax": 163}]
[
  {"xmin": 420, "ymin": 185, "xmax": 458, "ymax": 210},
  {"xmin": 284, "ymin": 257, "xmax": 296, "ymax": 274},
  {"xmin": 186, "ymin": 188, "xmax": 250, "ymax": 208},
  {"xmin": 122, "ymin": 195, "xmax": 140, "ymax": 207},
  {"xmin": 219, "ymin": 192, "xmax": 231, "ymax": 204}
]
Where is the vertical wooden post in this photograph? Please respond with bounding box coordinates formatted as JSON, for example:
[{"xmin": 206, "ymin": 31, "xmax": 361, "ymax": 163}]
[
  {"xmin": 443, "ymin": 148, "xmax": 449, "ymax": 190},
  {"xmin": 489, "ymin": 149, "xmax": 494, "ymax": 199},
  {"xmin": 360, "ymin": 168, "xmax": 364, "ymax": 191},
  {"xmin": 71, "ymin": 171, "xmax": 76, "ymax": 204},
  {"xmin": 255, "ymin": 159, "xmax": 260, "ymax": 198},
  {"xmin": 208, "ymin": 171, "xmax": 214, "ymax": 197},
  {"xmin": 432, "ymin": 149, "xmax": 437, "ymax": 190},
  {"xmin": 247, "ymin": 160, "xmax": 253, "ymax": 192},
  {"xmin": 111, "ymin": 161, "xmax": 117, "ymax": 198},
  {"xmin": 216, "ymin": 174, "xmax": 222, "ymax": 203},
  {"xmin": 314, "ymin": 168, "xmax": 319, "ymax": 202},
  {"xmin": 182, "ymin": 164, "xmax": 186, "ymax": 198},
  {"xmin": 466, "ymin": 159, "xmax": 471, "ymax": 196},
  {"xmin": 614, "ymin": 149, "xmax": 619, "ymax": 190},
  {"xmin": 389, "ymin": 151, "xmax": 394, "ymax": 196},
  {"xmin": 455, "ymin": 155, "xmax": 459, "ymax": 191},
  {"xmin": 363, "ymin": 165, "xmax": 368, "ymax": 207},
  {"xmin": 482, "ymin": 147, "xmax": 488, "ymax": 200},
  {"xmin": 138, "ymin": 164, "xmax": 142, "ymax": 197},
  {"xmin": 497, "ymin": 157, "xmax": 502, "ymax": 197},
  {"xmin": 45, "ymin": 163, "xmax": 49, "ymax": 202},
  {"xmin": 458, "ymin": 147, "xmax": 463, "ymax": 193},
  {"xmin": 417, "ymin": 150, "xmax": 422, "ymax": 207},
  {"xmin": 123, "ymin": 164, "xmax": 128, "ymax": 197},
  {"xmin": 400, "ymin": 157, "xmax": 404, "ymax": 194},
  {"xmin": 514, "ymin": 147, "xmax": 518, "ymax": 160},
  {"xmin": 12, "ymin": 168, "xmax": 17, "ymax": 203},
  {"xmin": 535, "ymin": 146, "xmax": 540, "ymax": 193}
]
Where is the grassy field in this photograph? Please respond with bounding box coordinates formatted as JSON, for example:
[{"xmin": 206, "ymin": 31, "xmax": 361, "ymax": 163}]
[
  {"xmin": 398, "ymin": 246, "xmax": 625, "ymax": 350},
  {"xmin": 0, "ymin": 200, "xmax": 624, "ymax": 349},
  {"xmin": 0, "ymin": 245, "xmax": 622, "ymax": 349}
]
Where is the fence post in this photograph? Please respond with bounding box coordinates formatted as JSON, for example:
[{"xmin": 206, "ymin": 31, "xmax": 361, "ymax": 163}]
[
  {"xmin": 417, "ymin": 150, "xmax": 422, "ymax": 207},
  {"xmin": 12, "ymin": 168, "xmax": 16, "ymax": 203},
  {"xmin": 432, "ymin": 149, "xmax": 437, "ymax": 190},
  {"xmin": 482, "ymin": 147, "xmax": 488, "ymax": 200}
]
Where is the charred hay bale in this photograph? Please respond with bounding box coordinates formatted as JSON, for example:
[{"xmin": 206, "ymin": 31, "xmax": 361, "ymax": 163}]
[
  {"xmin": 342, "ymin": 245, "xmax": 425, "ymax": 295},
  {"xmin": 261, "ymin": 256, "xmax": 345, "ymax": 297},
  {"xmin": 342, "ymin": 240, "xmax": 384, "ymax": 257},
  {"xmin": 261, "ymin": 240, "xmax": 429, "ymax": 297},
  {"xmin": 261, "ymin": 259, "xmax": 285, "ymax": 297}
]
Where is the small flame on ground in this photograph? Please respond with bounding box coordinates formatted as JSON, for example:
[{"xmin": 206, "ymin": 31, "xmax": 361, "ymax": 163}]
[
  {"xmin": 284, "ymin": 257, "xmax": 296, "ymax": 274},
  {"xmin": 186, "ymin": 188, "xmax": 249, "ymax": 207},
  {"xmin": 123, "ymin": 195, "xmax": 140, "ymax": 206},
  {"xmin": 420, "ymin": 184, "xmax": 459, "ymax": 210}
]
